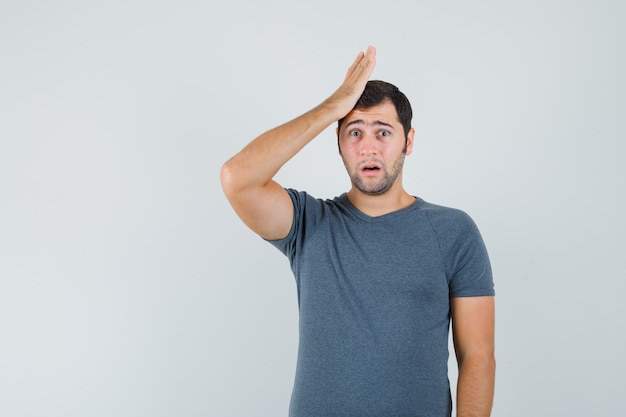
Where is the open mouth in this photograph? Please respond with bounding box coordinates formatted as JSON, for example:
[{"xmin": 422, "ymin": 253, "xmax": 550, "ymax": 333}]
[{"xmin": 361, "ymin": 163, "xmax": 382, "ymax": 175}]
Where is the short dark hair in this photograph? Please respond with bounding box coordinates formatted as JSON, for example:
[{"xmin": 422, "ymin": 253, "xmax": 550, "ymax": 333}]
[{"xmin": 337, "ymin": 80, "xmax": 413, "ymax": 139}]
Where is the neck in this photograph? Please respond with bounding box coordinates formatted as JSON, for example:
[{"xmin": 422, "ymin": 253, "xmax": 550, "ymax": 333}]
[{"xmin": 346, "ymin": 185, "xmax": 415, "ymax": 217}]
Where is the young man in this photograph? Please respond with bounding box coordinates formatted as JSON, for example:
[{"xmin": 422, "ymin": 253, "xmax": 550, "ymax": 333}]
[{"xmin": 221, "ymin": 46, "xmax": 495, "ymax": 417}]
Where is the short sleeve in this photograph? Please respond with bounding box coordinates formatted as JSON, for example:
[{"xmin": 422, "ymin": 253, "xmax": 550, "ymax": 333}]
[
  {"xmin": 427, "ymin": 209, "xmax": 495, "ymax": 298},
  {"xmin": 264, "ymin": 188, "xmax": 324, "ymax": 265}
]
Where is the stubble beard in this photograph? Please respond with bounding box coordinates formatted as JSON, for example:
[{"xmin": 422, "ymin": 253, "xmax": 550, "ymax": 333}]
[{"xmin": 346, "ymin": 154, "xmax": 406, "ymax": 196}]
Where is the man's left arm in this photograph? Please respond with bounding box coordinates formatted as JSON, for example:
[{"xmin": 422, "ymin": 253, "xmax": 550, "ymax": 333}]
[{"xmin": 451, "ymin": 296, "xmax": 496, "ymax": 417}]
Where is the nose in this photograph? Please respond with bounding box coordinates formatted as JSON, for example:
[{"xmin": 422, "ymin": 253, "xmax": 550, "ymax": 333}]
[{"xmin": 359, "ymin": 132, "xmax": 378, "ymax": 156}]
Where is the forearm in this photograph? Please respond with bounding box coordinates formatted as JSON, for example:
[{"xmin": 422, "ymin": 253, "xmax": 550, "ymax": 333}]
[
  {"xmin": 222, "ymin": 99, "xmax": 342, "ymax": 192},
  {"xmin": 456, "ymin": 355, "xmax": 496, "ymax": 417}
]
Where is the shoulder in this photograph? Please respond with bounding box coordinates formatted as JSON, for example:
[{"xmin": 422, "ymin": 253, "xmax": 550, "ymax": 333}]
[
  {"xmin": 282, "ymin": 189, "xmax": 348, "ymax": 233},
  {"xmin": 417, "ymin": 198, "xmax": 477, "ymax": 231},
  {"xmin": 265, "ymin": 188, "xmax": 344, "ymax": 254},
  {"xmin": 286, "ymin": 188, "xmax": 347, "ymax": 213},
  {"xmin": 416, "ymin": 198, "xmax": 487, "ymax": 258},
  {"xmin": 417, "ymin": 199, "xmax": 494, "ymax": 294}
]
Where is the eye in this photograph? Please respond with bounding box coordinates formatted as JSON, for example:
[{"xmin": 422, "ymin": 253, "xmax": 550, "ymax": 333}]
[
  {"xmin": 378, "ymin": 130, "xmax": 390, "ymax": 137},
  {"xmin": 349, "ymin": 130, "xmax": 361, "ymax": 137}
]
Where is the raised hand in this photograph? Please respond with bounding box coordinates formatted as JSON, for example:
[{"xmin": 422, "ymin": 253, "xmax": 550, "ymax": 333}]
[{"xmin": 325, "ymin": 46, "xmax": 377, "ymax": 120}]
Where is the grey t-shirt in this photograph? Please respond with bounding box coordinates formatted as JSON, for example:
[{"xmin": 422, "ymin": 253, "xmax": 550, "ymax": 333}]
[{"xmin": 267, "ymin": 189, "xmax": 494, "ymax": 417}]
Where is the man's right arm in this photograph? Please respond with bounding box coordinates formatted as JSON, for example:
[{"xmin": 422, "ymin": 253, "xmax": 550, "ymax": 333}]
[{"xmin": 220, "ymin": 46, "xmax": 376, "ymax": 240}]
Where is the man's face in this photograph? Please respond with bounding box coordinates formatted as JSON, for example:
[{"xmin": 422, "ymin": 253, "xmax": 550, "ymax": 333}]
[{"xmin": 338, "ymin": 101, "xmax": 414, "ymax": 195}]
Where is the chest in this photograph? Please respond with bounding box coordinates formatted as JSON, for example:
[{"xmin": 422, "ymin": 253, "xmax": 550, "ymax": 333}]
[{"xmin": 296, "ymin": 216, "xmax": 450, "ymax": 306}]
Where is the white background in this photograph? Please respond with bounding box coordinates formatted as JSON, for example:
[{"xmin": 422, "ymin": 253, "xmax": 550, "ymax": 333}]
[{"xmin": 1, "ymin": 1, "xmax": 625, "ymax": 416}]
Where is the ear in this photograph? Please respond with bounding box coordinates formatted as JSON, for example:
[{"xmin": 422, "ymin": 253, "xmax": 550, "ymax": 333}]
[{"xmin": 405, "ymin": 128, "xmax": 415, "ymax": 156}]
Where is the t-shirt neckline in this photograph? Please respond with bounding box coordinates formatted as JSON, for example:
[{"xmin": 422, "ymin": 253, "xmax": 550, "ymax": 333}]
[{"xmin": 336, "ymin": 193, "xmax": 423, "ymax": 223}]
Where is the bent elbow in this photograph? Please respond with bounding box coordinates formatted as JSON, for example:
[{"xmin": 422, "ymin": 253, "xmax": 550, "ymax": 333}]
[{"xmin": 220, "ymin": 160, "xmax": 245, "ymax": 204}]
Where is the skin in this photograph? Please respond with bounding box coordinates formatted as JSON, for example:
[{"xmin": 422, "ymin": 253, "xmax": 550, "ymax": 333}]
[
  {"xmin": 220, "ymin": 46, "xmax": 495, "ymax": 417},
  {"xmin": 452, "ymin": 296, "xmax": 496, "ymax": 416},
  {"xmin": 337, "ymin": 100, "xmax": 415, "ymax": 217}
]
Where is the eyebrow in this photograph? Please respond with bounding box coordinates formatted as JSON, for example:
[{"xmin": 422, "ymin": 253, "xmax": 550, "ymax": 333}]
[{"xmin": 344, "ymin": 119, "xmax": 394, "ymax": 129}]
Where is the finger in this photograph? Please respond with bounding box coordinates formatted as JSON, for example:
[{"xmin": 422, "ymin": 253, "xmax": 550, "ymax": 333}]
[
  {"xmin": 360, "ymin": 45, "xmax": 376, "ymax": 77},
  {"xmin": 344, "ymin": 51, "xmax": 365, "ymax": 81},
  {"xmin": 362, "ymin": 45, "xmax": 376, "ymax": 71},
  {"xmin": 347, "ymin": 45, "xmax": 376, "ymax": 83}
]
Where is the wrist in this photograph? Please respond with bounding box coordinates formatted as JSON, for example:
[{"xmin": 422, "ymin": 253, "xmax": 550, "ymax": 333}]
[{"xmin": 319, "ymin": 95, "xmax": 356, "ymax": 123}]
